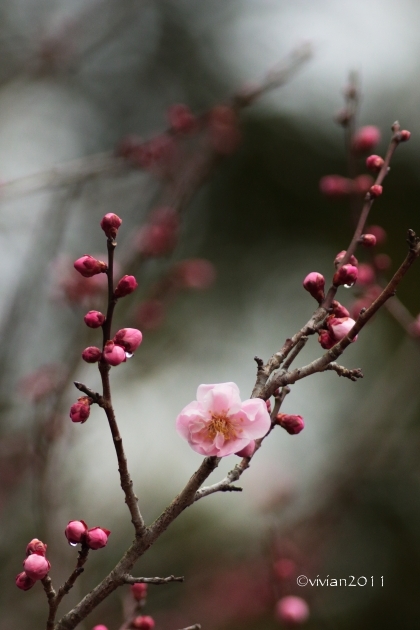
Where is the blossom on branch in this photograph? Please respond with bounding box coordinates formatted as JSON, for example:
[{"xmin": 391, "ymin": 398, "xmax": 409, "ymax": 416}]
[{"xmin": 176, "ymin": 382, "xmax": 270, "ymax": 457}]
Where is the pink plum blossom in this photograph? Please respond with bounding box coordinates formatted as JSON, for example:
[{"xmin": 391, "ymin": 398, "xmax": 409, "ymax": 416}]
[
  {"xmin": 235, "ymin": 440, "xmax": 256, "ymax": 458},
  {"xmin": 176, "ymin": 382, "xmax": 271, "ymax": 457}
]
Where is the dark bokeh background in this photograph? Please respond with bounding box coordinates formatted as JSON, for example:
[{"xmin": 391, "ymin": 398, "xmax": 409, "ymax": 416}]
[{"xmin": 1, "ymin": 1, "xmax": 420, "ymax": 629}]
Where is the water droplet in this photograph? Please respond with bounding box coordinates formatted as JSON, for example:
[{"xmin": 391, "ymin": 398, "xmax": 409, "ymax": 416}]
[
  {"xmin": 125, "ymin": 352, "xmax": 133, "ymax": 359},
  {"xmin": 69, "ymin": 542, "xmax": 78, "ymax": 547},
  {"xmin": 344, "ymin": 282, "xmax": 355, "ymax": 289}
]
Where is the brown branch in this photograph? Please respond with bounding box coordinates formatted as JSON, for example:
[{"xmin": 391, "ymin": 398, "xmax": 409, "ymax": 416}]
[
  {"xmin": 73, "ymin": 382, "xmax": 104, "ymax": 406},
  {"xmin": 122, "ymin": 574, "xmax": 184, "ymax": 585},
  {"xmin": 324, "ymin": 362, "xmax": 363, "ymax": 381},
  {"xmin": 176, "ymin": 625, "xmax": 201, "ymax": 630}
]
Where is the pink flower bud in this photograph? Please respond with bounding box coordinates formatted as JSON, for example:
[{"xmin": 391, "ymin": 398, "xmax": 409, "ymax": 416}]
[
  {"xmin": 114, "ymin": 275, "xmax": 138, "ymax": 298},
  {"xmin": 137, "ymin": 300, "xmax": 165, "ymax": 331},
  {"xmin": 100, "ymin": 213, "xmax": 122, "ymax": 239},
  {"xmin": 352, "ymin": 174, "xmax": 374, "ymax": 195},
  {"xmin": 331, "ymin": 301, "xmax": 350, "ymax": 318},
  {"xmin": 302, "ymin": 272, "xmax": 325, "ymax": 302},
  {"xmin": 93, "ymin": 626, "xmax": 109, "ymax": 630},
  {"xmin": 366, "ymin": 224, "xmax": 386, "ymax": 245},
  {"xmin": 333, "ymin": 264, "xmax": 358, "ymax": 286},
  {"xmin": 86, "ymin": 526, "xmax": 111, "ymax": 550},
  {"xmin": 74, "ymin": 255, "xmax": 107, "ymax": 278},
  {"xmin": 319, "ymin": 175, "xmax": 352, "ymax": 198},
  {"xmin": 356, "ymin": 263, "xmax": 375, "ymax": 286},
  {"xmin": 276, "ymin": 596, "xmax": 309, "ymax": 626},
  {"xmin": 65, "ymin": 520, "xmax": 88, "ymax": 544},
  {"xmin": 23, "ymin": 554, "xmax": 51, "ymax": 580},
  {"xmin": 84, "ymin": 310, "xmax": 105, "ymax": 328},
  {"xmin": 103, "ymin": 341, "xmax": 126, "ymax": 366},
  {"xmin": 70, "ymin": 397, "xmax": 91, "ymax": 423},
  {"xmin": 369, "ymin": 184, "xmax": 383, "ymax": 198},
  {"xmin": 399, "ymin": 130, "xmax": 411, "ymax": 142},
  {"xmin": 352, "ymin": 125, "xmax": 381, "ymax": 153},
  {"xmin": 15, "ymin": 572, "xmax": 36, "ymax": 591},
  {"xmin": 334, "ymin": 250, "xmax": 358, "ymax": 268},
  {"xmin": 131, "ymin": 582, "xmax": 148, "ymax": 601},
  {"xmin": 274, "ymin": 558, "xmax": 296, "ymax": 580},
  {"xmin": 359, "ymin": 233, "xmax": 377, "ymax": 247},
  {"xmin": 132, "ymin": 616, "xmax": 155, "ymax": 630},
  {"xmin": 82, "ymin": 346, "xmax": 102, "ymax": 363},
  {"xmin": 318, "ymin": 329, "xmax": 336, "ymax": 349},
  {"xmin": 113, "ymin": 328, "xmax": 143, "ymax": 353},
  {"xmin": 328, "ymin": 316, "xmax": 357, "ymax": 342},
  {"xmin": 235, "ymin": 440, "xmax": 256, "ymax": 458},
  {"xmin": 167, "ymin": 104, "xmax": 196, "ymax": 133},
  {"xmin": 374, "ymin": 253, "xmax": 391, "ymax": 270},
  {"xmin": 276, "ymin": 414, "xmax": 304, "ymax": 435},
  {"xmin": 172, "ymin": 259, "xmax": 216, "ymax": 290},
  {"xmin": 266, "ymin": 399, "xmax": 272, "ymax": 414},
  {"xmin": 366, "ymin": 154, "xmax": 384, "ymax": 171},
  {"xmin": 26, "ymin": 539, "xmax": 47, "ymax": 557}
]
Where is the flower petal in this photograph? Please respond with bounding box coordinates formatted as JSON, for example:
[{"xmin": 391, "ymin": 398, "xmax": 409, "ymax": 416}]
[
  {"xmin": 197, "ymin": 382, "xmax": 241, "ymax": 414},
  {"xmin": 231, "ymin": 398, "xmax": 271, "ymax": 439}
]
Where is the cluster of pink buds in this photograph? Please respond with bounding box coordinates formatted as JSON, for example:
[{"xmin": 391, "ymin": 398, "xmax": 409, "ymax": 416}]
[
  {"xmin": 276, "ymin": 414, "xmax": 305, "ymax": 435},
  {"xmin": 318, "ymin": 315, "xmax": 357, "ymax": 349},
  {"xmin": 65, "ymin": 520, "xmax": 111, "ymax": 550},
  {"xmin": 116, "ymin": 132, "xmax": 177, "ymax": 176},
  {"xmin": 16, "ymin": 539, "xmax": 51, "ymax": 591}
]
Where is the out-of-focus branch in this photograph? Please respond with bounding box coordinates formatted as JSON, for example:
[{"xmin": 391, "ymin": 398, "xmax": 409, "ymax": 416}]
[{"xmin": 122, "ymin": 575, "xmax": 184, "ymax": 585}]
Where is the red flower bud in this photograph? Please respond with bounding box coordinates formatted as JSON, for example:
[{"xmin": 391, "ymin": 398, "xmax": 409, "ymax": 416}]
[
  {"xmin": 15, "ymin": 572, "xmax": 36, "ymax": 591},
  {"xmin": 352, "ymin": 126, "xmax": 381, "ymax": 153},
  {"xmin": 366, "ymin": 224, "xmax": 386, "ymax": 245},
  {"xmin": 399, "ymin": 129, "xmax": 411, "ymax": 142},
  {"xmin": 302, "ymin": 272, "xmax": 325, "ymax": 302},
  {"xmin": 333, "ymin": 264, "xmax": 358, "ymax": 287},
  {"xmin": 276, "ymin": 414, "xmax": 305, "ymax": 435},
  {"xmin": 167, "ymin": 104, "xmax": 196, "ymax": 133},
  {"xmin": 113, "ymin": 328, "xmax": 143, "ymax": 354},
  {"xmin": 93, "ymin": 626, "xmax": 109, "ymax": 630},
  {"xmin": 84, "ymin": 310, "xmax": 105, "ymax": 328},
  {"xmin": 319, "ymin": 175, "xmax": 352, "ymax": 198},
  {"xmin": 65, "ymin": 520, "xmax": 88, "ymax": 544},
  {"xmin": 365, "ymin": 154, "xmax": 384, "ymax": 172},
  {"xmin": 86, "ymin": 526, "xmax": 111, "ymax": 550},
  {"xmin": 103, "ymin": 341, "xmax": 126, "ymax": 366},
  {"xmin": 369, "ymin": 184, "xmax": 383, "ymax": 198},
  {"xmin": 23, "ymin": 554, "xmax": 51, "ymax": 580},
  {"xmin": 276, "ymin": 596, "xmax": 309, "ymax": 626},
  {"xmin": 131, "ymin": 583, "xmax": 148, "ymax": 601},
  {"xmin": 334, "ymin": 250, "xmax": 358, "ymax": 268},
  {"xmin": 82, "ymin": 346, "xmax": 102, "ymax": 363},
  {"xmin": 74, "ymin": 255, "xmax": 107, "ymax": 278},
  {"xmin": 328, "ymin": 316, "xmax": 357, "ymax": 342},
  {"xmin": 318, "ymin": 329, "xmax": 336, "ymax": 349},
  {"xmin": 26, "ymin": 539, "xmax": 47, "ymax": 557},
  {"xmin": 131, "ymin": 616, "xmax": 155, "ymax": 630},
  {"xmin": 70, "ymin": 397, "xmax": 91, "ymax": 423},
  {"xmin": 235, "ymin": 440, "xmax": 256, "ymax": 458},
  {"xmin": 331, "ymin": 301, "xmax": 350, "ymax": 318},
  {"xmin": 100, "ymin": 213, "xmax": 122, "ymax": 239},
  {"xmin": 114, "ymin": 275, "xmax": 138, "ymax": 298},
  {"xmin": 359, "ymin": 234, "xmax": 377, "ymax": 247}
]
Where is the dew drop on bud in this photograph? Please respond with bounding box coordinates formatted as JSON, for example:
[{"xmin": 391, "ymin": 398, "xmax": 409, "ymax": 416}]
[
  {"xmin": 125, "ymin": 352, "xmax": 134, "ymax": 359},
  {"xmin": 69, "ymin": 542, "xmax": 78, "ymax": 547},
  {"xmin": 344, "ymin": 282, "xmax": 355, "ymax": 289}
]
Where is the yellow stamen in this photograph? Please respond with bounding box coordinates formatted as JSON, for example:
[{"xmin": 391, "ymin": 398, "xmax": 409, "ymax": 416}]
[{"xmin": 207, "ymin": 413, "xmax": 236, "ymax": 441}]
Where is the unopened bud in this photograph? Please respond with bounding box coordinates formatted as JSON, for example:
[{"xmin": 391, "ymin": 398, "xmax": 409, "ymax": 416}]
[
  {"xmin": 82, "ymin": 346, "xmax": 102, "ymax": 363},
  {"xmin": 276, "ymin": 414, "xmax": 304, "ymax": 435},
  {"xmin": 86, "ymin": 527, "xmax": 111, "ymax": 550},
  {"xmin": 15, "ymin": 572, "xmax": 36, "ymax": 591},
  {"xmin": 398, "ymin": 129, "xmax": 411, "ymax": 142},
  {"xmin": 302, "ymin": 272, "xmax": 325, "ymax": 302},
  {"xmin": 352, "ymin": 126, "xmax": 381, "ymax": 153},
  {"xmin": 369, "ymin": 184, "xmax": 383, "ymax": 198},
  {"xmin": 23, "ymin": 554, "xmax": 51, "ymax": 581},
  {"xmin": 131, "ymin": 616, "xmax": 155, "ymax": 630},
  {"xmin": 331, "ymin": 301, "xmax": 350, "ymax": 318},
  {"xmin": 26, "ymin": 539, "xmax": 47, "ymax": 557},
  {"xmin": 74, "ymin": 255, "xmax": 107, "ymax": 278},
  {"xmin": 359, "ymin": 234, "xmax": 376, "ymax": 247},
  {"xmin": 356, "ymin": 263, "xmax": 375, "ymax": 286},
  {"xmin": 100, "ymin": 213, "xmax": 122, "ymax": 239},
  {"xmin": 84, "ymin": 310, "xmax": 105, "ymax": 328},
  {"xmin": 328, "ymin": 316, "xmax": 357, "ymax": 342},
  {"xmin": 69, "ymin": 397, "xmax": 91, "ymax": 423},
  {"xmin": 114, "ymin": 275, "xmax": 138, "ymax": 298},
  {"xmin": 113, "ymin": 328, "xmax": 143, "ymax": 353},
  {"xmin": 318, "ymin": 329, "xmax": 336, "ymax": 349},
  {"xmin": 65, "ymin": 520, "xmax": 88, "ymax": 545},
  {"xmin": 366, "ymin": 224, "xmax": 386, "ymax": 245},
  {"xmin": 131, "ymin": 583, "xmax": 148, "ymax": 601},
  {"xmin": 103, "ymin": 341, "xmax": 126, "ymax": 366},
  {"xmin": 365, "ymin": 154, "xmax": 384, "ymax": 172},
  {"xmin": 276, "ymin": 596, "xmax": 309, "ymax": 626},
  {"xmin": 333, "ymin": 264, "xmax": 358, "ymax": 286},
  {"xmin": 319, "ymin": 175, "xmax": 352, "ymax": 198},
  {"xmin": 334, "ymin": 250, "xmax": 358, "ymax": 268},
  {"xmin": 235, "ymin": 440, "xmax": 256, "ymax": 458}
]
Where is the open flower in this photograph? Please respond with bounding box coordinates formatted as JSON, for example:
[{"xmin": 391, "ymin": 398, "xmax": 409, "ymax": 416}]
[{"xmin": 176, "ymin": 382, "xmax": 271, "ymax": 457}]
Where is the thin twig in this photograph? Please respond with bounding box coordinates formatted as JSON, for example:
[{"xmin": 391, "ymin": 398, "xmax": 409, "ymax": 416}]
[
  {"xmin": 122, "ymin": 575, "xmax": 184, "ymax": 585},
  {"xmin": 324, "ymin": 363, "xmax": 363, "ymax": 381}
]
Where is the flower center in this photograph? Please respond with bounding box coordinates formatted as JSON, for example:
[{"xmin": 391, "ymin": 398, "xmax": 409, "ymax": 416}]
[{"xmin": 207, "ymin": 413, "xmax": 236, "ymax": 441}]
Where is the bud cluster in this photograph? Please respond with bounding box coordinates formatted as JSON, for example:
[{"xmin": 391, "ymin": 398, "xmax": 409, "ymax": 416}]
[
  {"xmin": 65, "ymin": 520, "xmax": 111, "ymax": 550},
  {"xmin": 16, "ymin": 539, "xmax": 51, "ymax": 591}
]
